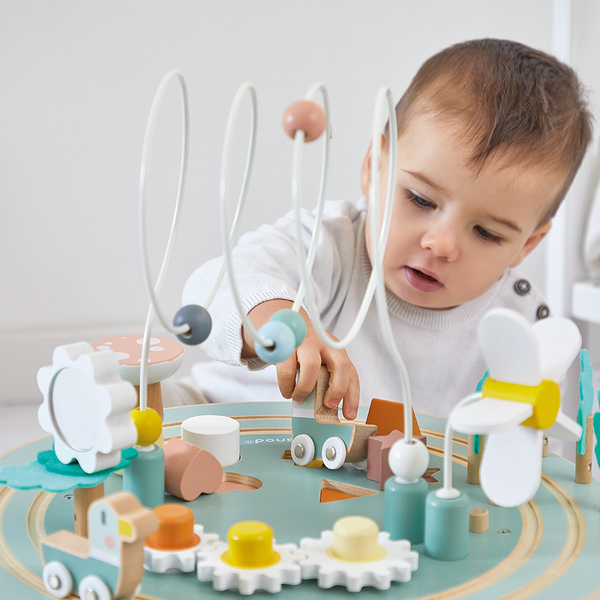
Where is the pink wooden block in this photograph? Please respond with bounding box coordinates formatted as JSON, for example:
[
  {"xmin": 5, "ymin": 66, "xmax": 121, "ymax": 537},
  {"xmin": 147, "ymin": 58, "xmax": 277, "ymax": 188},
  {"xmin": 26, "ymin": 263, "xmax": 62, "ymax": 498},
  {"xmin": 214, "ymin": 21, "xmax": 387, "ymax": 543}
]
[
  {"xmin": 367, "ymin": 431, "xmax": 427, "ymax": 490},
  {"xmin": 164, "ymin": 438, "xmax": 223, "ymax": 501}
]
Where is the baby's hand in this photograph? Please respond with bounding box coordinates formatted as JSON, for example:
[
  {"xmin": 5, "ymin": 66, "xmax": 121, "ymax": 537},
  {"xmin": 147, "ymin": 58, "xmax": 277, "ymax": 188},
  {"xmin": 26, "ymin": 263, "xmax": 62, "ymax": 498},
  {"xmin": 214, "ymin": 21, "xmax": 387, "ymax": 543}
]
[
  {"xmin": 242, "ymin": 300, "xmax": 359, "ymax": 420},
  {"xmin": 275, "ymin": 320, "xmax": 359, "ymax": 420}
]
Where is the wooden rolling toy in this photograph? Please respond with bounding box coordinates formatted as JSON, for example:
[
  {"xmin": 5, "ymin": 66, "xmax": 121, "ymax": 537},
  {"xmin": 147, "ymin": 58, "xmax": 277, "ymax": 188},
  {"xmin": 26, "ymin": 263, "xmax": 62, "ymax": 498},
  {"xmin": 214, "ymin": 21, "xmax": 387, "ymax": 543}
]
[
  {"xmin": 290, "ymin": 366, "xmax": 377, "ymax": 469},
  {"xmin": 40, "ymin": 492, "xmax": 158, "ymax": 599}
]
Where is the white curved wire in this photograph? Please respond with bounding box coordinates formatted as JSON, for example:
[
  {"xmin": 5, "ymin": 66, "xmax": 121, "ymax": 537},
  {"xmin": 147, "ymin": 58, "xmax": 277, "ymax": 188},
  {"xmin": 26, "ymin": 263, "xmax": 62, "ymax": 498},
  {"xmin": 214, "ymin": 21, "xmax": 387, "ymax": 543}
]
[
  {"xmin": 219, "ymin": 83, "xmax": 270, "ymax": 347},
  {"xmin": 290, "ymin": 83, "xmax": 331, "ymax": 313},
  {"xmin": 294, "ymin": 88, "xmax": 396, "ymax": 351},
  {"xmin": 139, "ymin": 69, "xmax": 190, "ymax": 339},
  {"xmin": 367, "ymin": 89, "xmax": 418, "ymax": 440},
  {"xmin": 138, "ymin": 69, "xmax": 189, "ymax": 412},
  {"xmin": 441, "ymin": 392, "xmax": 483, "ymax": 495}
]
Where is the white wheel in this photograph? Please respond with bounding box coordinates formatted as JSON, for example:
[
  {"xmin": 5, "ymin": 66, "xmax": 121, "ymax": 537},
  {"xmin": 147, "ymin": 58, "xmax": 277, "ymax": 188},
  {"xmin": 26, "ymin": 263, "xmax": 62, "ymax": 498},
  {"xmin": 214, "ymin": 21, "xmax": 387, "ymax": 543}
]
[
  {"xmin": 291, "ymin": 434, "xmax": 315, "ymax": 466},
  {"xmin": 78, "ymin": 574, "xmax": 112, "ymax": 600},
  {"xmin": 322, "ymin": 437, "xmax": 346, "ymax": 470},
  {"xmin": 42, "ymin": 561, "xmax": 74, "ymax": 598}
]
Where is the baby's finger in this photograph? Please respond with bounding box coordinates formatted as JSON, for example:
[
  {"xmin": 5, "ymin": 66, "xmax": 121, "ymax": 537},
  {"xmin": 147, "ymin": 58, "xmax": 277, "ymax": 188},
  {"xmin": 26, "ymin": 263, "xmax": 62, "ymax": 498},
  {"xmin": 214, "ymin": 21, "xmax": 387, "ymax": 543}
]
[
  {"xmin": 340, "ymin": 365, "xmax": 360, "ymax": 420},
  {"xmin": 276, "ymin": 352, "xmax": 298, "ymax": 399},
  {"xmin": 292, "ymin": 353, "xmax": 321, "ymax": 403},
  {"xmin": 322, "ymin": 354, "xmax": 352, "ymax": 411}
]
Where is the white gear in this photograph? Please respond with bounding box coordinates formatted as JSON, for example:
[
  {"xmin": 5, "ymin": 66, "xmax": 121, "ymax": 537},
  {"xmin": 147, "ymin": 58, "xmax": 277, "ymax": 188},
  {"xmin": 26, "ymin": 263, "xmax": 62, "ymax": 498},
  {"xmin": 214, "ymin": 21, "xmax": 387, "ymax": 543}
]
[
  {"xmin": 197, "ymin": 540, "xmax": 305, "ymax": 595},
  {"xmin": 293, "ymin": 530, "xmax": 418, "ymax": 592}
]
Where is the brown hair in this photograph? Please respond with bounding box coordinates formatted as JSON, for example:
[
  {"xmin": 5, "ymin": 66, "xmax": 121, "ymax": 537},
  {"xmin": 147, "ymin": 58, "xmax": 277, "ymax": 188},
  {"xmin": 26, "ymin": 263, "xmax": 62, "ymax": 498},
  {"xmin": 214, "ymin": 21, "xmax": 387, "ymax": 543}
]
[{"xmin": 393, "ymin": 39, "xmax": 593, "ymax": 222}]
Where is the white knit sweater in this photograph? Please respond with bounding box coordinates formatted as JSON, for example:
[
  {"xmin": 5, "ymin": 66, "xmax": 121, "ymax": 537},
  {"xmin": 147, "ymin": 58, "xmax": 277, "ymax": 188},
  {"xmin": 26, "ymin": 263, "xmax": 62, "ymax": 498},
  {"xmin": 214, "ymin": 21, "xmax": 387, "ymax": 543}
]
[{"xmin": 182, "ymin": 198, "xmax": 549, "ymax": 417}]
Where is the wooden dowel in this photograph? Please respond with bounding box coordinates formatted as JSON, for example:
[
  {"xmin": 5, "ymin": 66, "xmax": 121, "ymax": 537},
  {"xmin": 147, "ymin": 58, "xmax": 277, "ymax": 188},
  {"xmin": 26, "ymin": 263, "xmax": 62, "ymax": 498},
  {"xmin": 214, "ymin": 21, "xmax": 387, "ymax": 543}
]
[
  {"xmin": 467, "ymin": 434, "xmax": 485, "ymax": 485},
  {"xmin": 575, "ymin": 414, "xmax": 593, "ymax": 485},
  {"xmin": 73, "ymin": 483, "xmax": 104, "ymax": 537},
  {"xmin": 469, "ymin": 507, "xmax": 489, "ymax": 534},
  {"xmin": 135, "ymin": 381, "xmax": 164, "ymax": 421}
]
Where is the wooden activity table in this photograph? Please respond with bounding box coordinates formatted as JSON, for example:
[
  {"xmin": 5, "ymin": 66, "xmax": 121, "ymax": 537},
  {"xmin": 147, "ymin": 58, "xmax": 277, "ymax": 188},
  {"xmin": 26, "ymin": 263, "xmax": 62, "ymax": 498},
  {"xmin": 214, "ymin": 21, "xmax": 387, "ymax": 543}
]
[{"xmin": 1, "ymin": 402, "xmax": 599, "ymax": 599}]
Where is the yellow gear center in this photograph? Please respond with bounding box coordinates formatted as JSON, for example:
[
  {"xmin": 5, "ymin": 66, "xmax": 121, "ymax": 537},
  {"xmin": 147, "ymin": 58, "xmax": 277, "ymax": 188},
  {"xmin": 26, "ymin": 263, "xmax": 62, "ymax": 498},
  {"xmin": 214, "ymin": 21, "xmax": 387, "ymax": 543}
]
[
  {"xmin": 482, "ymin": 378, "xmax": 560, "ymax": 430},
  {"xmin": 222, "ymin": 521, "xmax": 281, "ymax": 569},
  {"xmin": 327, "ymin": 516, "xmax": 387, "ymax": 563}
]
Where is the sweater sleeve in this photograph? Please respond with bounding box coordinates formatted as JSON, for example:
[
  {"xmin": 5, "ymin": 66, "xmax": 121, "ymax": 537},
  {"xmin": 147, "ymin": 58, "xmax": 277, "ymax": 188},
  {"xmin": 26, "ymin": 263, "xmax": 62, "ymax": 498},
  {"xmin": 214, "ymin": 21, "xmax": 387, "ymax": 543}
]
[{"xmin": 182, "ymin": 200, "xmax": 362, "ymax": 369}]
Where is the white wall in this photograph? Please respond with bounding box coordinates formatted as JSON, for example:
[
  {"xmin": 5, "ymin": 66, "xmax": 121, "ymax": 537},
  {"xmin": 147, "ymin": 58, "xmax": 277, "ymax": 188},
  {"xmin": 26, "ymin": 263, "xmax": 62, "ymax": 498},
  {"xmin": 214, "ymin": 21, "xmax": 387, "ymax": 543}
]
[{"xmin": 2, "ymin": 0, "xmax": 598, "ymax": 417}]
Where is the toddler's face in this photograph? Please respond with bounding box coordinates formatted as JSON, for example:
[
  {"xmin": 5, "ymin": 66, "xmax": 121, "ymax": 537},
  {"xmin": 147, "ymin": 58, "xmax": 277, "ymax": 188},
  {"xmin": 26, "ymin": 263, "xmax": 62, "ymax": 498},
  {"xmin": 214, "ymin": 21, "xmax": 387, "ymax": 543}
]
[{"xmin": 362, "ymin": 111, "xmax": 562, "ymax": 309}]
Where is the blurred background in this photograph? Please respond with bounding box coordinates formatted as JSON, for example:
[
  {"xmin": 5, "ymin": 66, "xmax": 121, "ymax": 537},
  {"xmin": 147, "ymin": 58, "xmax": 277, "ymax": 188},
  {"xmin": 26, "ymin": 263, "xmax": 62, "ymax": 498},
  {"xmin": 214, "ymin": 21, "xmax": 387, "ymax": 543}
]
[{"xmin": 1, "ymin": 1, "xmax": 599, "ymax": 468}]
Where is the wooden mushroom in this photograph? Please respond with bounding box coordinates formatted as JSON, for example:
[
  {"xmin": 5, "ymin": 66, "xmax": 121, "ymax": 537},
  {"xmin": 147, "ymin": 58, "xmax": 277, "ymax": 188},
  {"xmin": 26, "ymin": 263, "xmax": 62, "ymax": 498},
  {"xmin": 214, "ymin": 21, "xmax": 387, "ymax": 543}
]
[{"xmin": 91, "ymin": 334, "xmax": 184, "ymax": 421}]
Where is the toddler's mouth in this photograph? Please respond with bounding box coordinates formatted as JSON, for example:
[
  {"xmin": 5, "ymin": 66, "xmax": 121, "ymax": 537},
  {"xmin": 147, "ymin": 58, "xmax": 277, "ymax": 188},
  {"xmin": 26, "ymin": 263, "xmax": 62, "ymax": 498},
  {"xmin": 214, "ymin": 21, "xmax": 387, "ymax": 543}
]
[{"xmin": 404, "ymin": 267, "xmax": 443, "ymax": 292}]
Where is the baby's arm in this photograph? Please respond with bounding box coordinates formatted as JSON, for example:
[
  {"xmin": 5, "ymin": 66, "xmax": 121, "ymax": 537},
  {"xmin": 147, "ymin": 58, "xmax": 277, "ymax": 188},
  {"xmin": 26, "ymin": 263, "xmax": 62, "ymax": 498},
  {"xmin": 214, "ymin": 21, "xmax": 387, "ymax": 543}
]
[{"xmin": 241, "ymin": 299, "xmax": 359, "ymax": 420}]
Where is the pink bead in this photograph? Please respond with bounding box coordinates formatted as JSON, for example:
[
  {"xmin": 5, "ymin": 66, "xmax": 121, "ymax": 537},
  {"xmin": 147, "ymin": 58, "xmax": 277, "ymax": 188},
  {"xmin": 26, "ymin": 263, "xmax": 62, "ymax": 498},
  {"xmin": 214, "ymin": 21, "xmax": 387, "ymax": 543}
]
[{"xmin": 282, "ymin": 100, "xmax": 327, "ymax": 142}]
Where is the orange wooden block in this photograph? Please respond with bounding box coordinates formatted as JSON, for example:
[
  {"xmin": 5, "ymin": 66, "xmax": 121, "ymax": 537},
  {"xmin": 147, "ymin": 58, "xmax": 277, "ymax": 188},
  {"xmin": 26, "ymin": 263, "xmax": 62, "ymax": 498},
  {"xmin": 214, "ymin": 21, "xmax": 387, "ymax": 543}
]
[
  {"xmin": 320, "ymin": 488, "xmax": 357, "ymax": 503},
  {"xmin": 164, "ymin": 438, "xmax": 223, "ymax": 501},
  {"xmin": 366, "ymin": 398, "xmax": 422, "ymax": 437}
]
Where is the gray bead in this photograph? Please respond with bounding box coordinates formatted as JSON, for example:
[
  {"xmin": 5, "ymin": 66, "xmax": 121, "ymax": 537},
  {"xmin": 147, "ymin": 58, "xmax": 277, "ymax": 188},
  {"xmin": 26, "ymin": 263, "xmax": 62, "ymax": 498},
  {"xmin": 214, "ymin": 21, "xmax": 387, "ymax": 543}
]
[
  {"xmin": 514, "ymin": 279, "xmax": 531, "ymax": 295},
  {"xmin": 173, "ymin": 305, "xmax": 212, "ymax": 345}
]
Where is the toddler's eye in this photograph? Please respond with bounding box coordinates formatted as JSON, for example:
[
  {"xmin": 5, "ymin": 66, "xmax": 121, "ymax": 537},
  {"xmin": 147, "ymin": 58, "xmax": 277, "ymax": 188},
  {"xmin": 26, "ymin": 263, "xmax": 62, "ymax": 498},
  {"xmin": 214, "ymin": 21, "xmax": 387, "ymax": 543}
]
[
  {"xmin": 409, "ymin": 191, "xmax": 435, "ymax": 209},
  {"xmin": 475, "ymin": 225, "xmax": 502, "ymax": 244}
]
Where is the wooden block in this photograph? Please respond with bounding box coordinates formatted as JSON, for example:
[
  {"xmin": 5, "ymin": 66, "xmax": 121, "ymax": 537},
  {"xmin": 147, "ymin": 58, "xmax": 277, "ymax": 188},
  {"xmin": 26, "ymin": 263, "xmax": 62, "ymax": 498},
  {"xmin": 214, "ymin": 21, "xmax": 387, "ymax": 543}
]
[
  {"xmin": 575, "ymin": 414, "xmax": 593, "ymax": 484},
  {"xmin": 367, "ymin": 431, "xmax": 427, "ymax": 490},
  {"xmin": 367, "ymin": 430, "xmax": 404, "ymax": 490},
  {"xmin": 181, "ymin": 415, "xmax": 240, "ymax": 467},
  {"xmin": 366, "ymin": 398, "xmax": 422, "ymax": 437},
  {"xmin": 469, "ymin": 507, "xmax": 489, "ymax": 533},
  {"xmin": 164, "ymin": 437, "xmax": 223, "ymax": 501}
]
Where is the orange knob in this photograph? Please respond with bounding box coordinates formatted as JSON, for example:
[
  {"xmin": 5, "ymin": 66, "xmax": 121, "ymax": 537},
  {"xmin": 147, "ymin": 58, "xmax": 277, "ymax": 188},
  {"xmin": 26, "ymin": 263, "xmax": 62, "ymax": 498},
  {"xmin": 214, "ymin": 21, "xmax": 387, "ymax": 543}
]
[{"xmin": 145, "ymin": 504, "xmax": 200, "ymax": 551}]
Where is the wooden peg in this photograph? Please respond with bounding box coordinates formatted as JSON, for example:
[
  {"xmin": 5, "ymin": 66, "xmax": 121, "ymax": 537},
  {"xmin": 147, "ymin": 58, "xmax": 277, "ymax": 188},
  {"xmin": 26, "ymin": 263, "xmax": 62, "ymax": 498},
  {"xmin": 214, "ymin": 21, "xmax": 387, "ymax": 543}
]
[
  {"xmin": 542, "ymin": 436, "xmax": 549, "ymax": 458},
  {"xmin": 467, "ymin": 434, "xmax": 485, "ymax": 484},
  {"xmin": 575, "ymin": 414, "xmax": 593, "ymax": 484},
  {"xmin": 469, "ymin": 507, "xmax": 489, "ymax": 533}
]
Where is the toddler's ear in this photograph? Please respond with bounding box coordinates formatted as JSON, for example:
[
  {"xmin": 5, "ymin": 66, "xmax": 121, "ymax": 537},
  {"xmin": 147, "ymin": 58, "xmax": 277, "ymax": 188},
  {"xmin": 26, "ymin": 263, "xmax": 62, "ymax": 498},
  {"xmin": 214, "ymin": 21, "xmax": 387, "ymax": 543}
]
[
  {"xmin": 509, "ymin": 220, "xmax": 552, "ymax": 267},
  {"xmin": 360, "ymin": 134, "xmax": 387, "ymax": 198}
]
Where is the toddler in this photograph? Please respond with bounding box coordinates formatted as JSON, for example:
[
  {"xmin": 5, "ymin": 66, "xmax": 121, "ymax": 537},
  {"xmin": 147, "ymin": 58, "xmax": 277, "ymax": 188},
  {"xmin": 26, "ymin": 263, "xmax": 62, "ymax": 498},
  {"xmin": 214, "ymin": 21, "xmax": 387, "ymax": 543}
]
[{"xmin": 180, "ymin": 39, "xmax": 592, "ymax": 419}]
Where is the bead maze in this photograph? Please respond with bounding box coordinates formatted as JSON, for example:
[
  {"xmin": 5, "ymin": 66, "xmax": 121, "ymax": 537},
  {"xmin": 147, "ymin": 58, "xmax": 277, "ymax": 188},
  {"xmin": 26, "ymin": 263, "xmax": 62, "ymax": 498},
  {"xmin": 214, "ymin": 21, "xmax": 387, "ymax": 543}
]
[{"xmin": 0, "ymin": 69, "xmax": 599, "ymax": 599}]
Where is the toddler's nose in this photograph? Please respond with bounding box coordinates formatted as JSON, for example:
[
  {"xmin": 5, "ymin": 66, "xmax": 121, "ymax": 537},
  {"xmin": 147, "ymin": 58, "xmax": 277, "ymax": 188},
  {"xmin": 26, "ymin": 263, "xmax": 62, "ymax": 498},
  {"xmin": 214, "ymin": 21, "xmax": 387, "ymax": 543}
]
[{"xmin": 421, "ymin": 225, "xmax": 459, "ymax": 261}]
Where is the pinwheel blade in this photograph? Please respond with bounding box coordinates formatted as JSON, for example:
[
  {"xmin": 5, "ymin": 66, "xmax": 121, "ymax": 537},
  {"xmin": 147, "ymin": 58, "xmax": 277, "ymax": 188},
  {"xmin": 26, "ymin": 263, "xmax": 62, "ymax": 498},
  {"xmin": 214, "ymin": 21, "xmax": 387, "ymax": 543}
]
[
  {"xmin": 480, "ymin": 426, "xmax": 543, "ymax": 507},
  {"xmin": 478, "ymin": 309, "xmax": 541, "ymax": 386},
  {"xmin": 532, "ymin": 317, "xmax": 581, "ymax": 382},
  {"xmin": 451, "ymin": 398, "xmax": 533, "ymax": 435}
]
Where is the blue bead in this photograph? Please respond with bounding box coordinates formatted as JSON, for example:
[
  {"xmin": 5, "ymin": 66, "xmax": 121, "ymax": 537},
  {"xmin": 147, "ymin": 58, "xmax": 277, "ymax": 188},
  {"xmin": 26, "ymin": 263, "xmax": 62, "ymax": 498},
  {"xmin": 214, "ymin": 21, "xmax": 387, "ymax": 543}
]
[
  {"xmin": 255, "ymin": 321, "xmax": 296, "ymax": 364},
  {"xmin": 173, "ymin": 304, "xmax": 212, "ymax": 345},
  {"xmin": 269, "ymin": 309, "xmax": 306, "ymax": 348}
]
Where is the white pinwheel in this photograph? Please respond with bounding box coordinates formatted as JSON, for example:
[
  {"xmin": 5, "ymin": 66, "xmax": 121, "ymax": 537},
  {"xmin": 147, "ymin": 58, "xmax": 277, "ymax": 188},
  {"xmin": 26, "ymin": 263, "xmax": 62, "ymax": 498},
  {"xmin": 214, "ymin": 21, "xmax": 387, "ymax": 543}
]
[{"xmin": 451, "ymin": 308, "xmax": 582, "ymax": 507}]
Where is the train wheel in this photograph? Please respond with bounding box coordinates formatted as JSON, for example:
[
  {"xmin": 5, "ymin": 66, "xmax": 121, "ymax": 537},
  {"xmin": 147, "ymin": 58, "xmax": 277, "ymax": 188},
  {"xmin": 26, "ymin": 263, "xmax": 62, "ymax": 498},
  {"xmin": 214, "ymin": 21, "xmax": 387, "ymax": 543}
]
[
  {"xmin": 78, "ymin": 574, "xmax": 112, "ymax": 600},
  {"xmin": 291, "ymin": 434, "xmax": 315, "ymax": 466},
  {"xmin": 42, "ymin": 561, "xmax": 74, "ymax": 598},
  {"xmin": 322, "ymin": 437, "xmax": 346, "ymax": 469}
]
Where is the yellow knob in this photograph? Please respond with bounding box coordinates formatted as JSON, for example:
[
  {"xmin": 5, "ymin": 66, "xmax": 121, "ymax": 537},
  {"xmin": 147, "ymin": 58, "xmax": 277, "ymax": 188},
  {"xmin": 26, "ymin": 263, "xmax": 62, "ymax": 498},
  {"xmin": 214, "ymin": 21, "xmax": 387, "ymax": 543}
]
[
  {"xmin": 328, "ymin": 516, "xmax": 386, "ymax": 563},
  {"xmin": 222, "ymin": 521, "xmax": 280, "ymax": 569}
]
